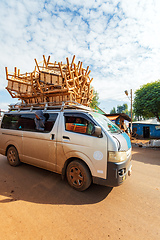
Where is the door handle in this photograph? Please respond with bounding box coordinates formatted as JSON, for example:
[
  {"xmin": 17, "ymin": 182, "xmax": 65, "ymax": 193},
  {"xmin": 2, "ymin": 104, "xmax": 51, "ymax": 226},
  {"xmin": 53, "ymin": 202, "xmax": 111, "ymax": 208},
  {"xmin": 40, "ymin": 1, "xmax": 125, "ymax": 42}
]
[
  {"xmin": 63, "ymin": 136, "xmax": 70, "ymax": 140},
  {"xmin": 50, "ymin": 134, "xmax": 55, "ymax": 140}
]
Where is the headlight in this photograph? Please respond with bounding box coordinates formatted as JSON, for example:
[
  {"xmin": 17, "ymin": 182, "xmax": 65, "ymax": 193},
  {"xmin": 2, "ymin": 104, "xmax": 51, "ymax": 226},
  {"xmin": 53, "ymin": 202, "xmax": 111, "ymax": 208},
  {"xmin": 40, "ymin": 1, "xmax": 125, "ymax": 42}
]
[{"xmin": 108, "ymin": 151, "xmax": 127, "ymax": 163}]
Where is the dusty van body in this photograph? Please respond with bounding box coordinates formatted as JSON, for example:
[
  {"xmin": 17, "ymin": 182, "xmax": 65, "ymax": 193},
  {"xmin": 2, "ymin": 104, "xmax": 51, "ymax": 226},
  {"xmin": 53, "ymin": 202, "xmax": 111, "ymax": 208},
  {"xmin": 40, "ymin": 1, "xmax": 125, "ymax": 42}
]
[{"xmin": 0, "ymin": 104, "xmax": 132, "ymax": 191}]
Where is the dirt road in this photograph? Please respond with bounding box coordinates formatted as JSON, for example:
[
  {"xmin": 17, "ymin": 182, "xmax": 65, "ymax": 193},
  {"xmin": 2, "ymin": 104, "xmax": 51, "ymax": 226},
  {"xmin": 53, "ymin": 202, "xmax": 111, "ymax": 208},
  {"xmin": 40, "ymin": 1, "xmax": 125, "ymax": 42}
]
[{"xmin": 0, "ymin": 146, "xmax": 159, "ymax": 240}]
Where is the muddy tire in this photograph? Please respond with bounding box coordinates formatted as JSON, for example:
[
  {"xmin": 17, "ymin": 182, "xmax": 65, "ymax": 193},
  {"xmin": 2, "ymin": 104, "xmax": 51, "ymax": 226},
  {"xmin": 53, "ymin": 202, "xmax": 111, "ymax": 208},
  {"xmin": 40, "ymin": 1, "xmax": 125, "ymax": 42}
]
[
  {"xmin": 66, "ymin": 160, "xmax": 91, "ymax": 191},
  {"xmin": 7, "ymin": 146, "xmax": 21, "ymax": 167}
]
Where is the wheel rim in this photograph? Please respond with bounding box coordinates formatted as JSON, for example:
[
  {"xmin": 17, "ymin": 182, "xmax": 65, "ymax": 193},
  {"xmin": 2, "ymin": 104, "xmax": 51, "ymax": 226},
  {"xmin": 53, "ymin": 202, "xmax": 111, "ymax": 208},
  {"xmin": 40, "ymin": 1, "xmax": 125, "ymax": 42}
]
[
  {"xmin": 68, "ymin": 166, "xmax": 84, "ymax": 187},
  {"xmin": 8, "ymin": 150, "xmax": 16, "ymax": 163}
]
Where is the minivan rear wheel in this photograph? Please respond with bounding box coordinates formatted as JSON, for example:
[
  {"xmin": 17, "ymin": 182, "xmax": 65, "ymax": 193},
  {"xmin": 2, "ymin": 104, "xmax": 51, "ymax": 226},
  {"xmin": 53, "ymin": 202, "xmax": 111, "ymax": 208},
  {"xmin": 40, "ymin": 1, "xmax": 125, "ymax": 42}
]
[
  {"xmin": 66, "ymin": 160, "xmax": 91, "ymax": 191},
  {"xmin": 7, "ymin": 146, "xmax": 21, "ymax": 167}
]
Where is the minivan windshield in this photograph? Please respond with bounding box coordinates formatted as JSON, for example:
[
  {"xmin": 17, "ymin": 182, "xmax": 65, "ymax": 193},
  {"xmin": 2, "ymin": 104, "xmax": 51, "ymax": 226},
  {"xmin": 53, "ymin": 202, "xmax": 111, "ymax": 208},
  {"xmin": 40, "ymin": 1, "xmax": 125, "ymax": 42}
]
[{"xmin": 91, "ymin": 112, "xmax": 121, "ymax": 133}]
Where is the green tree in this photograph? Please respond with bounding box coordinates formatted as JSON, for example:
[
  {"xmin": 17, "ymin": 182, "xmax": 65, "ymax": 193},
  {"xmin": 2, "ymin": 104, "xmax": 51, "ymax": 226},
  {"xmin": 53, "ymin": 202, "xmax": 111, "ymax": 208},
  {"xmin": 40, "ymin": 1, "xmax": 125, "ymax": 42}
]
[
  {"xmin": 110, "ymin": 107, "xmax": 116, "ymax": 114},
  {"xmin": 117, "ymin": 103, "xmax": 129, "ymax": 114},
  {"xmin": 110, "ymin": 104, "xmax": 130, "ymax": 115},
  {"xmin": 117, "ymin": 105, "xmax": 123, "ymax": 113},
  {"xmin": 133, "ymin": 80, "xmax": 160, "ymax": 122},
  {"xmin": 90, "ymin": 88, "xmax": 100, "ymax": 109}
]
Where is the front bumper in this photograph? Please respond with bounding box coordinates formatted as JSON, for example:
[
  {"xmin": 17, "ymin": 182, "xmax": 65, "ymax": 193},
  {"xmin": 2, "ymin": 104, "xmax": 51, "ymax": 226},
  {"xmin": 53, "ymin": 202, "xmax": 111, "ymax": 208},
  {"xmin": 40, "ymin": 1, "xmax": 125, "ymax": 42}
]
[{"xmin": 93, "ymin": 158, "xmax": 132, "ymax": 187}]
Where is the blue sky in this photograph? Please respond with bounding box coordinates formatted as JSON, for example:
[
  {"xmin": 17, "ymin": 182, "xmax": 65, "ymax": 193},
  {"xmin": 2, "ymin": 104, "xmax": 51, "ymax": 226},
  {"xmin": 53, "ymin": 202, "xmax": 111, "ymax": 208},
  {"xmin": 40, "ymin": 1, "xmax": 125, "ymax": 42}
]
[{"xmin": 0, "ymin": 0, "xmax": 160, "ymax": 112}]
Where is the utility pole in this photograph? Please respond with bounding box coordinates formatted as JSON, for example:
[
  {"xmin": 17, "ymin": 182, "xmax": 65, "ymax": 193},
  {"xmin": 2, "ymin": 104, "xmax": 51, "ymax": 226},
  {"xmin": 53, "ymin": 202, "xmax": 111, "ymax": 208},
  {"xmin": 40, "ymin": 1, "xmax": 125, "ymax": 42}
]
[
  {"xmin": 125, "ymin": 89, "xmax": 133, "ymax": 137},
  {"xmin": 130, "ymin": 89, "xmax": 132, "ymax": 136}
]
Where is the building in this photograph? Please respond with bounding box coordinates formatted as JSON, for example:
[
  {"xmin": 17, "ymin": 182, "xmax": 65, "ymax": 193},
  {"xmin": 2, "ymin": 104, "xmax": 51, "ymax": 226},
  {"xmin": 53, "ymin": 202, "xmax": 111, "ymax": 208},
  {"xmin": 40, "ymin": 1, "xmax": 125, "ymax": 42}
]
[
  {"xmin": 95, "ymin": 107, "xmax": 106, "ymax": 115},
  {"xmin": 105, "ymin": 113, "xmax": 131, "ymax": 132},
  {"xmin": 132, "ymin": 118, "xmax": 160, "ymax": 139}
]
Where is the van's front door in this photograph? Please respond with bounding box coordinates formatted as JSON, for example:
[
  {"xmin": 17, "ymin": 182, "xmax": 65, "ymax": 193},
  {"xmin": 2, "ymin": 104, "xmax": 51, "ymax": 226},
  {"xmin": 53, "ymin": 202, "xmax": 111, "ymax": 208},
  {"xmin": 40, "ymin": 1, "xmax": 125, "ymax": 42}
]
[{"xmin": 60, "ymin": 113, "xmax": 108, "ymax": 179}]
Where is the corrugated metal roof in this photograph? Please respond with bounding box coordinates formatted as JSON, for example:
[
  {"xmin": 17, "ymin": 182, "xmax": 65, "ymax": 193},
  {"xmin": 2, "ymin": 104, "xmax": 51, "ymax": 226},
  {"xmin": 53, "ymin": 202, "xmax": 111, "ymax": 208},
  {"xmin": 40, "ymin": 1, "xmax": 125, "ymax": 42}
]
[
  {"xmin": 107, "ymin": 115, "xmax": 119, "ymax": 120},
  {"xmin": 95, "ymin": 107, "xmax": 106, "ymax": 114},
  {"xmin": 105, "ymin": 113, "xmax": 131, "ymax": 122},
  {"xmin": 133, "ymin": 118, "xmax": 160, "ymax": 125}
]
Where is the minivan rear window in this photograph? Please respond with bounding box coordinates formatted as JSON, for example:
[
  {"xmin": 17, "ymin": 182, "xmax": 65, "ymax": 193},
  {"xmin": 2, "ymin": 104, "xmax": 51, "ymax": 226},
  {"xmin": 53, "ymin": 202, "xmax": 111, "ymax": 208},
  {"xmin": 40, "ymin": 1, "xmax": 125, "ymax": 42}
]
[
  {"xmin": 1, "ymin": 113, "xmax": 58, "ymax": 133},
  {"xmin": 1, "ymin": 114, "xmax": 20, "ymax": 130}
]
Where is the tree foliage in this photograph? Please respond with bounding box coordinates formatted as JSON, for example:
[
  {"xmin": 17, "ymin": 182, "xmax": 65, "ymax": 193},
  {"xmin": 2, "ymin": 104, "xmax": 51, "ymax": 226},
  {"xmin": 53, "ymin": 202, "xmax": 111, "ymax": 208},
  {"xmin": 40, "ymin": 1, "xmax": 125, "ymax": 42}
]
[
  {"xmin": 90, "ymin": 88, "xmax": 100, "ymax": 109},
  {"xmin": 110, "ymin": 103, "xmax": 129, "ymax": 115},
  {"xmin": 110, "ymin": 107, "xmax": 116, "ymax": 114},
  {"xmin": 133, "ymin": 80, "xmax": 160, "ymax": 122},
  {"xmin": 117, "ymin": 103, "xmax": 128, "ymax": 114}
]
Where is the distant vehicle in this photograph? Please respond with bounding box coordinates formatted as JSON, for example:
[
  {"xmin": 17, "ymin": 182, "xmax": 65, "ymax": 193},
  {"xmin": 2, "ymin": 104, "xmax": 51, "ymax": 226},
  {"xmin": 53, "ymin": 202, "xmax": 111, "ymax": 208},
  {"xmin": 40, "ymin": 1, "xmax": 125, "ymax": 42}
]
[{"xmin": 0, "ymin": 102, "xmax": 132, "ymax": 191}]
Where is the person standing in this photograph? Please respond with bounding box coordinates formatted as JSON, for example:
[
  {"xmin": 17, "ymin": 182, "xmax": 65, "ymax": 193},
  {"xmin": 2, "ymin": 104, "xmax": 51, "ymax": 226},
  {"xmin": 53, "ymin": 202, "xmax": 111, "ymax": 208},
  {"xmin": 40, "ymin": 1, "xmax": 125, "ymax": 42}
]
[{"xmin": 34, "ymin": 110, "xmax": 45, "ymax": 131}]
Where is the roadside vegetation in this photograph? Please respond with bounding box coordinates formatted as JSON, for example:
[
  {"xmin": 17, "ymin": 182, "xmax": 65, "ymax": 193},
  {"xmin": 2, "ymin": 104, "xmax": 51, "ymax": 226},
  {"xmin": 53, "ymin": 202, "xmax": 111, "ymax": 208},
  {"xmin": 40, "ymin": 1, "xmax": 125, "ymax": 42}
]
[{"xmin": 133, "ymin": 80, "xmax": 160, "ymax": 122}]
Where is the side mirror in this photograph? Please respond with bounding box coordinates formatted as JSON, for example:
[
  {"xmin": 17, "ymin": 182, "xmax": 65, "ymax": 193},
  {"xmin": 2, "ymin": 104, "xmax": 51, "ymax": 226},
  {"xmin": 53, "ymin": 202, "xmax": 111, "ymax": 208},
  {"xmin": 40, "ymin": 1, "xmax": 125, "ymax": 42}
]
[{"xmin": 93, "ymin": 126, "xmax": 102, "ymax": 137}]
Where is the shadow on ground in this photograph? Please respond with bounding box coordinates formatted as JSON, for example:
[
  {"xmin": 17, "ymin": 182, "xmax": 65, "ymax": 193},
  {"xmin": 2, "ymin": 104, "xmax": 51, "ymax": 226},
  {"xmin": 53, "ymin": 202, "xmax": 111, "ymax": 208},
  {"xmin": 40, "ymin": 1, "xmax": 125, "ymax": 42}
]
[
  {"xmin": 0, "ymin": 155, "xmax": 112, "ymax": 205},
  {"xmin": 132, "ymin": 146, "xmax": 160, "ymax": 166}
]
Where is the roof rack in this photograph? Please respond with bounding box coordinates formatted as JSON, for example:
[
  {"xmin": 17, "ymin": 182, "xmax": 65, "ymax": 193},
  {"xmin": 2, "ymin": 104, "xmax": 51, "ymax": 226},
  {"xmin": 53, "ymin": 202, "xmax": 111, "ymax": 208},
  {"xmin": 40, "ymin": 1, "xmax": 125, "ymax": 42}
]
[{"xmin": 8, "ymin": 101, "xmax": 95, "ymax": 112}]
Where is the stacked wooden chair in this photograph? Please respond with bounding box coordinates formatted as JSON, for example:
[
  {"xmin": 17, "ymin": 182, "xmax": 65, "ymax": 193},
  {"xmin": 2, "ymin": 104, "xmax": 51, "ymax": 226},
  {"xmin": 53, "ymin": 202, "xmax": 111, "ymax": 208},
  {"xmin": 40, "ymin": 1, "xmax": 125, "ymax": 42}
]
[{"xmin": 5, "ymin": 55, "xmax": 94, "ymax": 106}]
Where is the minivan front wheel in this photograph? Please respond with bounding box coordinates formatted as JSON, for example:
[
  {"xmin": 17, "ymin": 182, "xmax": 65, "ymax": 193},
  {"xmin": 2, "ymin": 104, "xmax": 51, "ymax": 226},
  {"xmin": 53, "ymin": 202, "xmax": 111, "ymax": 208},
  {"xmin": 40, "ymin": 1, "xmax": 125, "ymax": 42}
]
[
  {"xmin": 7, "ymin": 146, "xmax": 21, "ymax": 167},
  {"xmin": 66, "ymin": 160, "xmax": 91, "ymax": 191}
]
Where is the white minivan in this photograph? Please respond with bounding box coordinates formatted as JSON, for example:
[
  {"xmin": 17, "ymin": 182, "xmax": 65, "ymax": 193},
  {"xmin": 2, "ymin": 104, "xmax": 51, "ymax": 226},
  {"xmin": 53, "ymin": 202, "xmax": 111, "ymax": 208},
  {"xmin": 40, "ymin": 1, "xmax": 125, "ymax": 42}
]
[{"xmin": 0, "ymin": 103, "xmax": 132, "ymax": 191}]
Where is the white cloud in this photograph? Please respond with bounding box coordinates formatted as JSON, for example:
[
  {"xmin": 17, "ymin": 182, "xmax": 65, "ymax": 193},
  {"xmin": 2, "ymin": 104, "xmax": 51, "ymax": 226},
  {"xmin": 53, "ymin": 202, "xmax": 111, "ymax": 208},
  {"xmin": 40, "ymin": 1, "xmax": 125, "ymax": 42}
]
[{"xmin": 0, "ymin": 0, "xmax": 160, "ymax": 112}]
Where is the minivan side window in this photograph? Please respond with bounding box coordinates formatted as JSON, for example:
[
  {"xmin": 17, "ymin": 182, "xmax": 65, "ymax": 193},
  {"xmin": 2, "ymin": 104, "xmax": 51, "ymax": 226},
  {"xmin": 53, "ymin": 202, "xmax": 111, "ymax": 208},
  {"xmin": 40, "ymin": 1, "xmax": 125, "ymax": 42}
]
[
  {"xmin": 1, "ymin": 114, "xmax": 20, "ymax": 130},
  {"xmin": 65, "ymin": 116, "xmax": 95, "ymax": 135},
  {"xmin": 2, "ymin": 113, "xmax": 58, "ymax": 133},
  {"xmin": 18, "ymin": 114, "xmax": 35, "ymax": 131}
]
